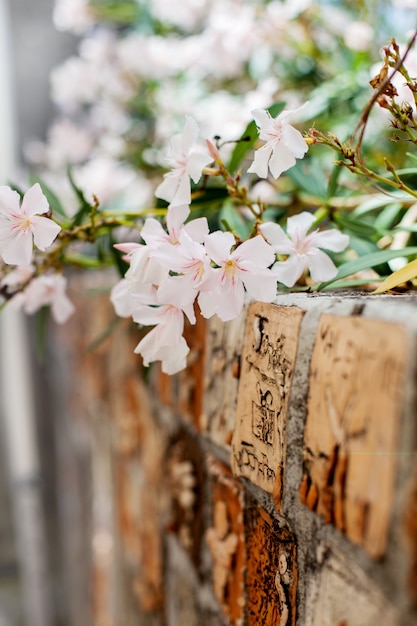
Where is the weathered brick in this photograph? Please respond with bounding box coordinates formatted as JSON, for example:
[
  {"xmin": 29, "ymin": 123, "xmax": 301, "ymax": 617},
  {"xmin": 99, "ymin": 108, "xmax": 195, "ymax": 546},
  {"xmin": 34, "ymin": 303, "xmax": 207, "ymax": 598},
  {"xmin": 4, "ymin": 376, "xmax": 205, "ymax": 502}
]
[
  {"xmin": 165, "ymin": 428, "xmax": 206, "ymax": 568},
  {"xmin": 300, "ymin": 314, "xmax": 407, "ymax": 558},
  {"xmin": 231, "ymin": 303, "xmax": 304, "ymax": 507},
  {"xmin": 245, "ymin": 501, "xmax": 297, "ymax": 626},
  {"xmin": 206, "ymin": 456, "xmax": 245, "ymax": 625},
  {"xmin": 305, "ymin": 546, "xmax": 400, "ymax": 626},
  {"xmin": 202, "ymin": 312, "xmax": 246, "ymax": 447}
]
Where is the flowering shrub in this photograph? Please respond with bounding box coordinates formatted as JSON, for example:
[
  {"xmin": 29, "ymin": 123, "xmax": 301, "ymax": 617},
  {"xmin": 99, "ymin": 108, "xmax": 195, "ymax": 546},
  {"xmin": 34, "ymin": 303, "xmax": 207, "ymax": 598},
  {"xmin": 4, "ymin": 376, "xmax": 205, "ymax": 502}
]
[{"xmin": 2, "ymin": 0, "xmax": 417, "ymax": 373}]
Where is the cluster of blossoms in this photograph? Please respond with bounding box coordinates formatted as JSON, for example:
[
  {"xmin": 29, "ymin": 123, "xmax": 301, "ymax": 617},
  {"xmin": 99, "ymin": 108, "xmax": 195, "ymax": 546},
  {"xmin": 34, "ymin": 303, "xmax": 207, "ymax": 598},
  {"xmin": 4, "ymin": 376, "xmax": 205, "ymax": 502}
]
[
  {"xmin": 25, "ymin": 0, "xmax": 390, "ymax": 219},
  {"xmin": 109, "ymin": 112, "xmax": 349, "ymax": 374},
  {"xmin": 0, "ymin": 184, "xmax": 74, "ymax": 323}
]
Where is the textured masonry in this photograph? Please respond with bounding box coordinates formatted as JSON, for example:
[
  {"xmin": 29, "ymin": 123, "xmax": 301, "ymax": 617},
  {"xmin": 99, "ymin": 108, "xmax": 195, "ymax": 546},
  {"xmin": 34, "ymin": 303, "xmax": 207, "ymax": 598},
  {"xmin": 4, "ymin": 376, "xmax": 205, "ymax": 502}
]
[{"xmin": 58, "ymin": 283, "xmax": 417, "ymax": 626}]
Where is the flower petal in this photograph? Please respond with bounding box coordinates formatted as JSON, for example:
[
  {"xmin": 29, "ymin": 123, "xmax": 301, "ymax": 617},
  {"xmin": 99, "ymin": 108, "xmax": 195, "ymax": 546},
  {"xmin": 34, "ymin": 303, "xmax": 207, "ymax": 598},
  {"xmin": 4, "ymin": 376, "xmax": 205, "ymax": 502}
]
[
  {"xmin": 247, "ymin": 143, "xmax": 273, "ymax": 179},
  {"xmin": 242, "ymin": 271, "xmax": 277, "ymax": 302},
  {"xmin": 2, "ymin": 232, "xmax": 33, "ymax": 265},
  {"xmin": 155, "ymin": 172, "xmax": 179, "ymax": 204},
  {"xmin": 307, "ymin": 249, "xmax": 338, "ymax": 282},
  {"xmin": 204, "ymin": 230, "xmax": 235, "ymax": 266},
  {"xmin": 282, "ymin": 125, "xmax": 309, "ymax": 159},
  {"xmin": 272, "ymin": 254, "xmax": 306, "ymax": 287},
  {"xmin": 21, "ymin": 183, "xmax": 49, "ymax": 216},
  {"xmin": 215, "ymin": 280, "xmax": 245, "ymax": 321},
  {"xmin": 181, "ymin": 115, "xmax": 199, "ymax": 153},
  {"xmin": 0, "ymin": 186, "xmax": 21, "ymax": 216},
  {"xmin": 171, "ymin": 172, "xmax": 192, "ymax": 207},
  {"xmin": 31, "ymin": 215, "xmax": 61, "ymax": 251},
  {"xmin": 186, "ymin": 151, "xmax": 212, "ymax": 183},
  {"xmin": 260, "ymin": 222, "xmax": 294, "ymax": 254},
  {"xmin": 234, "ymin": 235, "xmax": 275, "ymax": 268},
  {"xmin": 309, "ymin": 228, "xmax": 350, "ymax": 252},
  {"xmin": 166, "ymin": 204, "xmax": 190, "ymax": 240},
  {"xmin": 286, "ymin": 212, "xmax": 316, "ymax": 240},
  {"xmin": 268, "ymin": 143, "xmax": 296, "ymax": 179}
]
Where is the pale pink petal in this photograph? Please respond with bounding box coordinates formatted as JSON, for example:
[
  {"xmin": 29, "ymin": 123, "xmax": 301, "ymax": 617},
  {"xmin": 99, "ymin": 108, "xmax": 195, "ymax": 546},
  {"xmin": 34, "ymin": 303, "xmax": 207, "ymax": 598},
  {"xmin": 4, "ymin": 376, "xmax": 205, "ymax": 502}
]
[
  {"xmin": 21, "ymin": 183, "xmax": 49, "ymax": 217},
  {"xmin": 166, "ymin": 204, "xmax": 190, "ymax": 240},
  {"xmin": 31, "ymin": 215, "xmax": 61, "ymax": 251},
  {"xmin": 157, "ymin": 276, "xmax": 197, "ymax": 324},
  {"xmin": 113, "ymin": 242, "xmax": 141, "ymax": 254},
  {"xmin": 181, "ymin": 115, "xmax": 199, "ymax": 153},
  {"xmin": 197, "ymin": 288, "xmax": 219, "ymax": 319},
  {"xmin": 233, "ymin": 235, "xmax": 275, "ymax": 268},
  {"xmin": 140, "ymin": 218, "xmax": 167, "ymax": 245},
  {"xmin": 186, "ymin": 151, "xmax": 212, "ymax": 183},
  {"xmin": 251, "ymin": 108, "xmax": 273, "ymax": 130},
  {"xmin": 215, "ymin": 280, "xmax": 245, "ymax": 321},
  {"xmin": 204, "ymin": 230, "xmax": 235, "ymax": 266},
  {"xmin": 0, "ymin": 186, "xmax": 21, "ymax": 216},
  {"xmin": 307, "ymin": 249, "xmax": 338, "ymax": 282},
  {"xmin": 242, "ymin": 271, "xmax": 277, "ymax": 302},
  {"xmin": 282, "ymin": 125, "xmax": 308, "ymax": 159},
  {"xmin": 259, "ymin": 222, "xmax": 294, "ymax": 254},
  {"xmin": 247, "ymin": 143, "xmax": 273, "ymax": 179},
  {"xmin": 183, "ymin": 217, "xmax": 209, "ymax": 242},
  {"xmin": 155, "ymin": 173, "xmax": 179, "ymax": 204},
  {"xmin": 171, "ymin": 172, "xmax": 192, "ymax": 207},
  {"xmin": 2, "ymin": 232, "xmax": 33, "ymax": 265},
  {"xmin": 51, "ymin": 291, "xmax": 75, "ymax": 324},
  {"xmin": 272, "ymin": 255, "xmax": 306, "ymax": 287},
  {"xmin": 268, "ymin": 143, "xmax": 296, "ymax": 179},
  {"xmin": 111, "ymin": 279, "xmax": 137, "ymax": 318},
  {"xmin": 286, "ymin": 212, "xmax": 316, "ymax": 240},
  {"xmin": 133, "ymin": 304, "xmax": 166, "ymax": 327},
  {"xmin": 159, "ymin": 337, "xmax": 190, "ymax": 374},
  {"xmin": 309, "ymin": 229, "xmax": 350, "ymax": 252}
]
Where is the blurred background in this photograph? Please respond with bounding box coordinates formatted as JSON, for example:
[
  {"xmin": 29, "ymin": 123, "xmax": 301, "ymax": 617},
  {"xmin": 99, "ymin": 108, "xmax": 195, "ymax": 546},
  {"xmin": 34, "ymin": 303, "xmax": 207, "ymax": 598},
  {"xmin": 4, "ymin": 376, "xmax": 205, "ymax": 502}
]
[{"xmin": 0, "ymin": 1, "xmax": 416, "ymax": 625}]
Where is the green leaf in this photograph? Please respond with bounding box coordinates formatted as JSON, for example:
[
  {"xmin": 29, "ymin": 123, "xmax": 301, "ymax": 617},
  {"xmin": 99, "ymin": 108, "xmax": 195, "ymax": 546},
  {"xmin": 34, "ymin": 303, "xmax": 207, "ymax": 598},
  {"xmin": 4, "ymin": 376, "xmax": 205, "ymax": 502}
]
[
  {"xmin": 317, "ymin": 246, "xmax": 417, "ymax": 290},
  {"xmin": 28, "ymin": 174, "xmax": 67, "ymax": 219},
  {"xmin": 286, "ymin": 160, "xmax": 328, "ymax": 200},
  {"xmin": 67, "ymin": 166, "xmax": 93, "ymax": 226},
  {"xmin": 372, "ymin": 258, "xmax": 417, "ymax": 293},
  {"xmin": 334, "ymin": 211, "xmax": 378, "ymax": 238},
  {"xmin": 327, "ymin": 163, "xmax": 343, "ymax": 199},
  {"xmin": 228, "ymin": 102, "xmax": 285, "ymax": 174},
  {"xmin": 373, "ymin": 202, "xmax": 403, "ymax": 232},
  {"xmin": 219, "ymin": 201, "xmax": 253, "ymax": 240},
  {"xmin": 353, "ymin": 192, "xmax": 410, "ymax": 216}
]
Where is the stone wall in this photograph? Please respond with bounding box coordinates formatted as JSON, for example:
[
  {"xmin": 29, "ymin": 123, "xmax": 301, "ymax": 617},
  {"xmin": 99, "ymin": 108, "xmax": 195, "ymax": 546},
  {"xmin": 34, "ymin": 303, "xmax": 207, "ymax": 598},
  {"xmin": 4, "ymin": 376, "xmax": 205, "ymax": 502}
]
[{"xmin": 56, "ymin": 279, "xmax": 417, "ymax": 626}]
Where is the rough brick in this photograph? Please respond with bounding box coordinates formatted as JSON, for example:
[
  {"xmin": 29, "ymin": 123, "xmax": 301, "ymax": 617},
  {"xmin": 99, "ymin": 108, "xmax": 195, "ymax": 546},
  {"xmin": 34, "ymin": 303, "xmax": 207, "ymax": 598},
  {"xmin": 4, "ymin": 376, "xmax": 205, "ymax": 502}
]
[
  {"xmin": 165, "ymin": 427, "xmax": 206, "ymax": 568},
  {"xmin": 245, "ymin": 501, "xmax": 297, "ymax": 626},
  {"xmin": 206, "ymin": 456, "xmax": 245, "ymax": 625},
  {"xmin": 231, "ymin": 303, "xmax": 304, "ymax": 507},
  {"xmin": 299, "ymin": 314, "xmax": 407, "ymax": 558},
  {"xmin": 305, "ymin": 546, "xmax": 400, "ymax": 626},
  {"xmin": 202, "ymin": 312, "xmax": 246, "ymax": 447}
]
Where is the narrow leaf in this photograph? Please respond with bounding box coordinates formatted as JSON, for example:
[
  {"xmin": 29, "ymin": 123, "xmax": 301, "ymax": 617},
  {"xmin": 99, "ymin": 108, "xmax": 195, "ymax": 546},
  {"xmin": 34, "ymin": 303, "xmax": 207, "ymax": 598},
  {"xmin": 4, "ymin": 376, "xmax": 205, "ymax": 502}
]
[
  {"xmin": 372, "ymin": 258, "xmax": 417, "ymax": 294},
  {"xmin": 318, "ymin": 247, "xmax": 417, "ymax": 290}
]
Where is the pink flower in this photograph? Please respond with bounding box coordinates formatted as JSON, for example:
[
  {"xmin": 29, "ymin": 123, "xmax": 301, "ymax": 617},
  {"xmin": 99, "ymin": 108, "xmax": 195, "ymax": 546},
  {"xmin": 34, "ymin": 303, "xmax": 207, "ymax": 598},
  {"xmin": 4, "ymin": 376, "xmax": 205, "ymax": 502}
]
[
  {"xmin": 260, "ymin": 212, "xmax": 349, "ymax": 287},
  {"xmin": 155, "ymin": 116, "xmax": 212, "ymax": 207},
  {"xmin": 20, "ymin": 273, "xmax": 75, "ymax": 324},
  {"xmin": 132, "ymin": 277, "xmax": 197, "ymax": 374},
  {"xmin": 141, "ymin": 204, "xmax": 209, "ymax": 247},
  {"xmin": 198, "ymin": 231, "xmax": 277, "ymax": 321},
  {"xmin": 0, "ymin": 184, "xmax": 61, "ymax": 266},
  {"xmin": 248, "ymin": 106, "xmax": 308, "ymax": 179}
]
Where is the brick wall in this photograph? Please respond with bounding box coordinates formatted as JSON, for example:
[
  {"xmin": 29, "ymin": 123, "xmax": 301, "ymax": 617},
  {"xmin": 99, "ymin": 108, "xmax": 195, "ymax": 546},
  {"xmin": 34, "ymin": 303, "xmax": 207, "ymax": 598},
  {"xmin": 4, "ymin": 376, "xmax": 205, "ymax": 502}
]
[{"xmin": 57, "ymin": 278, "xmax": 417, "ymax": 626}]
